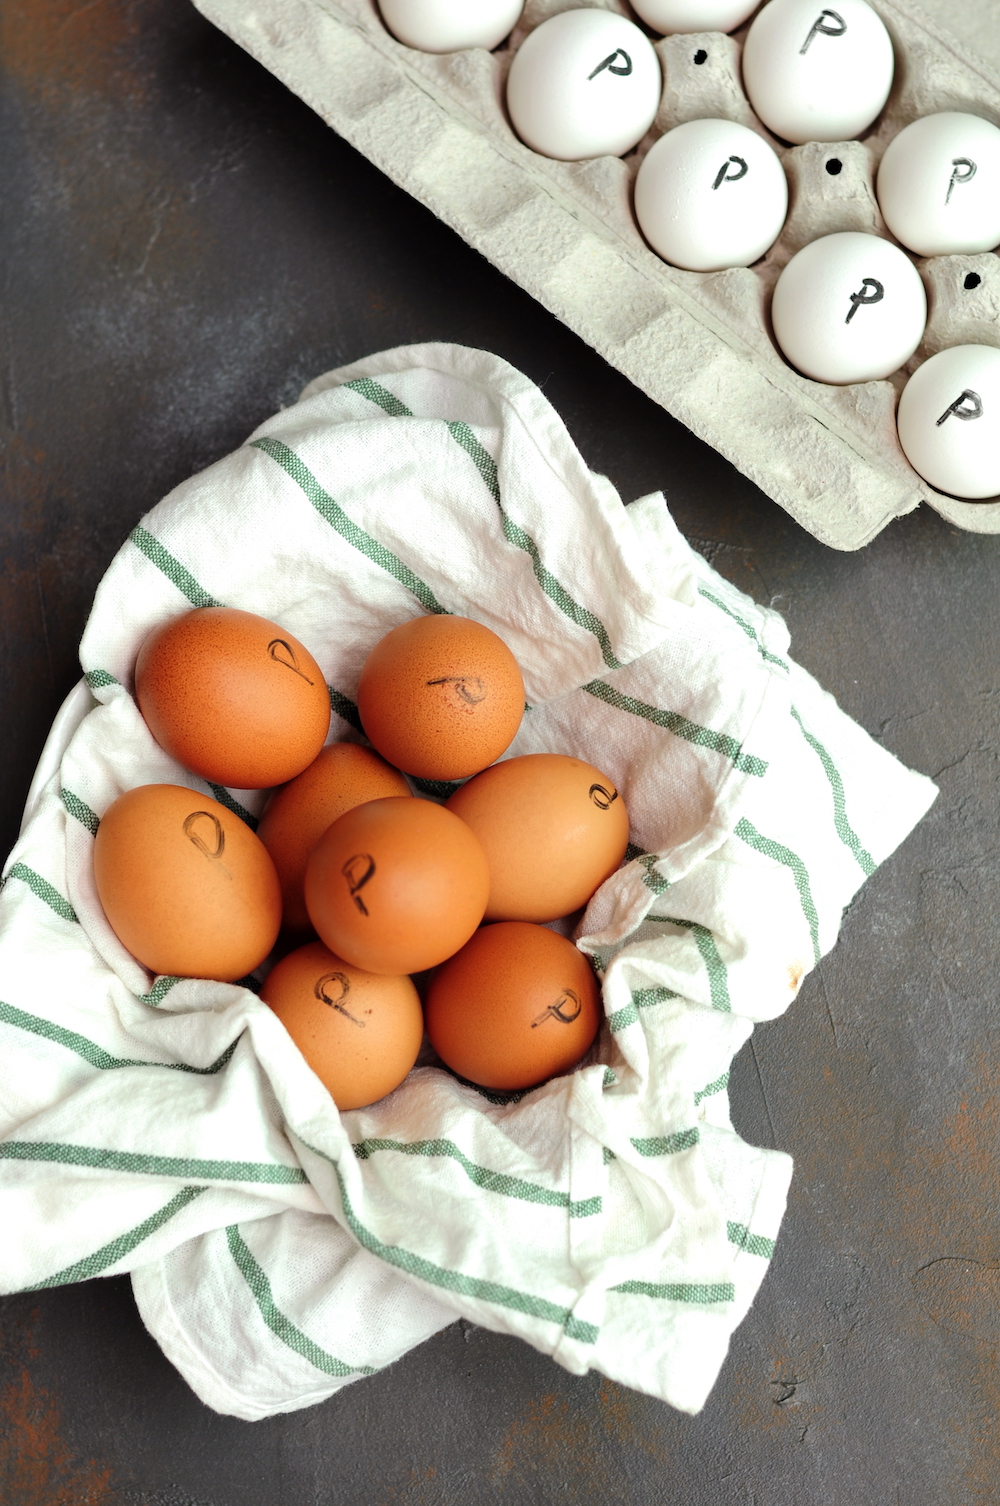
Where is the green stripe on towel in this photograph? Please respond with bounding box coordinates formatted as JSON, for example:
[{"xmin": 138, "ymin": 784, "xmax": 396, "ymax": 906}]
[
  {"xmin": 0, "ymin": 1141, "xmax": 307, "ymax": 1184},
  {"xmin": 3, "ymin": 864, "xmax": 78, "ymax": 923},
  {"xmin": 252, "ymin": 437, "xmax": 449, "ymax": 616},
  {"xmin": 607, "ymin": 985, "xmax": 678, "ymax": 1034},
  {"xmin": 646, "ymin": 916, "xmax": 732, "ymax": 1013},
  {"xmin": 735, "ymin": 815, "xmax": 821, "ymax": 965},
  {"xmin": 697, "ymin": 585, "xmax": 789, "ymax": 670},
  {"xmin": 299, "ymin": 1139, "xmax": 599, "ymax": 1345},
  {"xmin": 341, "ymin": 377, "xmax": 624, "ymax": 673},
  {"xmin": 583, "ymin": 680, "xmax": 767, "ymax": 778},
  {"xmin": 227, "ymin": 1225, "xmax": 377, "ymax": 1377},
  {"xmin": 129, "ymin": 526, "xmax": 222, "ymax": 609},
  {"xmin": 791, "ymin": 705, "xmax": 876, "ymax": 876},
  {"xmin": 351, "ymin": 1137, "xmax": 601, "ymax": 1217},
  {"xmin": 727, "ymin": 1221, "xmax": 775, "ymax": 1259},
  {"xmin": 60, "ymin": 789, "xmax": 99, "ymax": 835},
  {"xmin": 24, "ymin": 1186, "xmax": 208, "ymax": 1291},
  {"xmin": 0, "ymin": 1000, "xmax": 238, "ymax": 1076},
  {"xmin": 611, "ymin": 1280, "xmax": 735, "ymax": 1303},
  {"xmin": 630, "ymin": 1128, "xmax": 699, "ymax": 1157}
]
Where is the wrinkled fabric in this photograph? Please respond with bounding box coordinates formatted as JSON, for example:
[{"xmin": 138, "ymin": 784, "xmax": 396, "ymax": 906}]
[{"xmin": 0, "ymin": 343, "xmax": 936, "ymax": 1419}]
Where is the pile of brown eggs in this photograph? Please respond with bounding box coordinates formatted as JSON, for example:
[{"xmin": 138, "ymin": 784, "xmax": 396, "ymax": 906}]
[{"xmin": 94, "ymin": 608, "xmax": 631, "ymax": 1108}]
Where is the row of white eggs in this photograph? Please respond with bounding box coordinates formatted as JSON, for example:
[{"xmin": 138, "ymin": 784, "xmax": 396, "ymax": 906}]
[
  {"xmin": 380, "ymin": 0, "xmax": 897, "ymax": 146},
  {"xmin": 376, "ymin": 3, "xmax": 1000, "ymax": 499},
  {"xmin": 376, "ymin": 2, "xmax": 1000, "ymax": 268}
]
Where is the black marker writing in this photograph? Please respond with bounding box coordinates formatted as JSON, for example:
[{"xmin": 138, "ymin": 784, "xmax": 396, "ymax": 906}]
[
  {"xmin": 183, "ymin": 810, "xmax": 225, "ymax": 860},
  {"xmin": 588, "ymin": 49, "xmax": 632, "ymax": 80},
  {"xmin": 426, "ymin": 675, "xmax": 487, "ymax": 705},
  {"xmin": 342, "ymin": 853, "xmax": 376, "ymax": 916},
  {"xmin": 315, "ymin": 970, "xmax": 365, "ymax": 1027},
  {"xmin": 532, "ymin": 989, "xmax": 583, "ymax": 1028},
  {"xmin": 800, "ymin": 9, "xmax": 847, "ymax": 53},
  {"xmin": 589, "ymin": 783, "xmax": 619, "ymax": 810},
  {"xmin": 936, "ymin": 388, "xmax": 983, "ymax": 425},
  {"xmin": 268, "ymin": 638, "xmax": 314, "ymax": 685},
  {"xmin": 946, "ymin": 157, "xmax": 977, "ymax": 204},
  {"xmin": 845, "ymin": 277, "xmax": 884, "ymax": 323},
  {"xmin": 712, "ymin": 155, "xmax": 748, "ymax": 190}
]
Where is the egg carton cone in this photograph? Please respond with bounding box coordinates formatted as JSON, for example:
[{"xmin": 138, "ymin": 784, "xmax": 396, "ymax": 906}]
[{"xmin": 192, "ymin": 0, "xmax": 1000, "ymax": 549}]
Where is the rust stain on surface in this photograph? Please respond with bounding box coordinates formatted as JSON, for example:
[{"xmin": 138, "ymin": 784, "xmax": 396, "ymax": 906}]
[
  {"xmin": 489, "ymin": 1382, "xmax": 673, "ymax": 1492},
  {"xmin": 0, "ymin": 1353, "xmax": 113, "ymax": 1505},
  {"xmin": 0, "ymin": 0, "xmax": 145, "ymax": 105}
]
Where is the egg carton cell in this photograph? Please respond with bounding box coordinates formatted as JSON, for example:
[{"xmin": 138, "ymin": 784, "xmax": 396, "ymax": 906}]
[{"xmin": 196, "ymin": 0, "xmax": 1000, "ymax": 547}]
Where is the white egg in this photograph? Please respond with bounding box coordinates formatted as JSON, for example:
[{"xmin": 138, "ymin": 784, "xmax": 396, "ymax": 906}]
[
  {"xmin": 897, "ymin": 345, "xmax": 1000, "ymax": 499},
  {"xmin": 634, "ymin": 118, "xmax": 788, "ymax": 270},
  {"xmin": 377, "ymin": 0, "xmax": 524, "ymax": 53},
  {"xmin": 741, "ymin": 0, "xmax": 894, "ymax": 144},
  {"xmin": 630, "ymin": 0, "xmax": 760, "ymax": 33},
  {"xmin": 771, "ymin": 231, "xmax": 926, "ymax": 383},
  {"xmin": 876, "ymin": 113, "xmax": 1000, "ymax": 258},
  {"xmin": 505, "ymin": 10, "xmax": 662, "ymax": 162}
]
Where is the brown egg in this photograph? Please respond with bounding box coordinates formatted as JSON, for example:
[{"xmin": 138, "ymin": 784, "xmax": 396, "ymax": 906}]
[
  {"xmin": 93, "ymin": 784, "xmax": 281, "ymax": 981},
  {"xmin": 135, "ymin": 607, "xmax": 331, "ymax": 789},
  {"xmin": 425, "ymin": 921, "xmax": 601, "ymax": 1092},
  {"xmin": 261, "ymin": 941, "xmax": 423, "ymax": 1110},
  {"xmin": 257, "ymin": 743, "xmax": 412, "ymax": 934},
  {"xmin": 356, "ymin": 615, "xmax": 524, "ymax": 780},
  {"xmin": 304, "ymin": 796, "xmax": 489, "ymax": 974},
  {"xmin": 445, "ymin": 754, "xmax": 630, "ymax": 922}
]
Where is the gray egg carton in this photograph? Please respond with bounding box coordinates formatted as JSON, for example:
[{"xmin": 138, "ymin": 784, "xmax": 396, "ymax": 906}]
[{"xmin": 194, "ymin": 0, "xmax": 1000, "ymax": 549}]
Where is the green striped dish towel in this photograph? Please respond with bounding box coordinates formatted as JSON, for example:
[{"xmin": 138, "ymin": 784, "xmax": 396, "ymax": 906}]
[{"xmin": 0, "ymin": 343, "xmax": 936, "ymax": 1420}]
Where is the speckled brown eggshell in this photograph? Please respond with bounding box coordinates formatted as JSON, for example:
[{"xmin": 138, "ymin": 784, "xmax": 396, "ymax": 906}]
[
  {"xmin": 445, "ymin": 753, "xmax": 630, "ymax": 922},
  {"xmin": 356, "ymin": 615, "xmax": 525, "ymax": 780},
  {"xmin": 261, "ymin": 940, "xmax": 424, "ymax": 1110},
  {"xmin": 257, "ymin": 743, "xmax": 412, "ymax": 934},
  {"xmin": 93, "ymin": 783, "xmax": 282, "ymax": 981},
  {"xmin": 134, "ymin": 607, "xmax": 331, "ymax": 789},
  {"xmin": 304, "ymin": 795, "xmax": 490, "ymax": 974},
  {"xmin": 425, "ymin": 921, "xmax": 601, "ymax": 1092}
]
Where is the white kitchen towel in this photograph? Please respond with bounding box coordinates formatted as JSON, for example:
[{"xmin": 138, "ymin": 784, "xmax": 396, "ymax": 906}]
[{"xmin": 0, "ymin": 342, "xmax": 935, "ymax": 1420}]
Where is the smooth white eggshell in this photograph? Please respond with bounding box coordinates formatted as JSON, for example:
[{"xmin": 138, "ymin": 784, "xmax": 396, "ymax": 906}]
[
  {"xmin": 741, "ymin": 0, "xmax": 894, "ymax": 144},
  {"xmin": 378, "ymin": 0, "xmax": 524, "ymax": 53},
  {"xmin": 897, "ymin": 345, "xmax": 1000, "ymax": 498},
  {"xmin": 505, "ymin": 10, "xmax": 662, "ymax": 162},
  {"xmin": 630, "ymin": 0, "xmax": 760, "ymax": 34},
  {"xmin": 771, "ymin": 231, "xmax": 926, "ymax": 383},
  {"xmin": 876, "ymin": 113, "xmax": 1000, "ymax": 257},
  {"xmin": 635, "ymin": 118, "xmax": 788, "ymax": 270}
]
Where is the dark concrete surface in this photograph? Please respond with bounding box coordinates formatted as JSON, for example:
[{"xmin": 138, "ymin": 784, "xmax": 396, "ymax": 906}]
[{"xmin": 2, "ymin": 3, "xmax": 999, "ymax": 1502}]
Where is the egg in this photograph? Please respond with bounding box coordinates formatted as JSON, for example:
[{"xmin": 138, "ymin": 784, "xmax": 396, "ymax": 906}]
[
  {"xmin": 771, "ymin": 231, "xmax": 926, "ymax": 384},
  {"xmin": 631, "ymin": 0, "xmax": 760, "ymax": 33},
  {"xmin": 135, "ymin": 607, "xmax": 331, "ymax": 790},
  {"xmin": 445, "ymin": 753, "xmax": 630, "ymax": 922},
  {"xmin": 377, "ymin": 0, "xmax": 523, "ymax": 53},
  {"xmin": 876, "ymin": 113, "xmax": 1000, "ymax": 258},
  {"xmin": 304, "ymin": 796, "xmax": 490, "ymax": 973},
  {"xmin": 257, "ymin": 743, "xmax": 411, "ymax": 934},
  {"xmin": 262, "ymin": 940, "xmax": 424, "ymax": 1110},
  {"xmin": 93, "ymin": 784, "xmax": 281, "ymax": 981},
  {"xmin": 741, "ymin": 0, "xmax": 894, "ymax": 145},
  {"xmin": 896, "ymin": 345, "xmax": 1000, "ymax": 499},
  {"xmin": 505, "ymin": 10, "xmax": 662, "ymax": 162},
  {"xmin": 634, "ymin": 118, "xmax": 788, "ymax": 271},
  {"xmin": 356, "ymin": 615, "xmax": 524, "ymax": 781},
  {"xmin": 425, "ymin": 921, "xmax": 601, "ymax": 1092}
]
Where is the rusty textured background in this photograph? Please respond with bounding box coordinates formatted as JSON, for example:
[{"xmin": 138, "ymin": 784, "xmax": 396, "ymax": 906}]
[{"xmin": 2, "ymin": 3, "xmax": 999, "ymax": 1502}]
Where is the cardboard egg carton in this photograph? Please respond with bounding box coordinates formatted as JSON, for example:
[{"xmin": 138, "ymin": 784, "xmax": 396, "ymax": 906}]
[{"xmin": 194, "ymin": 0, "xmax": 1000, "ymax": 548}]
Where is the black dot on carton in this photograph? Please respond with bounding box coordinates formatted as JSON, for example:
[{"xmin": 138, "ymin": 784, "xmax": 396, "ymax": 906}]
[
  {"xmin": 693, "ymin": 48, "xmax": 708, "ymax": 64},
  {"xmin": 964, "ymin": 272, "xmax": 982, "ymax": 290},
  {"xmin": 825, "ymin": 158, "xmax": 843, "ymax": 176}
]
